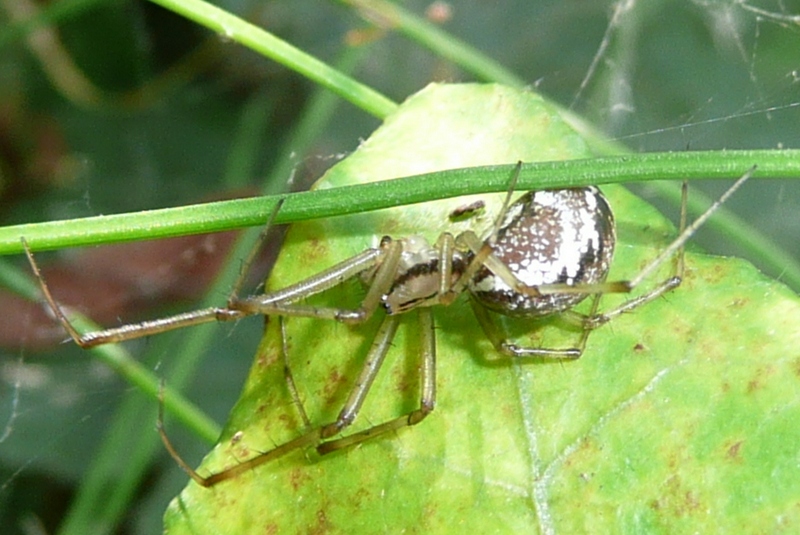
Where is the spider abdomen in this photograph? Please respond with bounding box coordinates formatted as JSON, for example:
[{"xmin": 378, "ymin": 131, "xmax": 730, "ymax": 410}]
[{"xmin": 469, "ymin": 187, "xmax": 615, "ymax": 317}]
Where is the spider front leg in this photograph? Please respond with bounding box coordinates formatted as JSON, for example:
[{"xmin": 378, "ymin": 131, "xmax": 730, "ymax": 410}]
[
  {"xmin": 229, "ymin": 237, "xmax": 404, "ymax": 324},
  {"xmin": 20, "ymin": 199, "xmax": 287, "ymax": 348},
  {"xmin": 21, "ymin": 238, "xmax": 251, "ymax": 348},
  {"xmin": 565, "ymin": 169, "xmax": 751, "ymax": 330},
  {"xmin": 579, "ymin": 181, "xmax": 690, "ymax": 330}
]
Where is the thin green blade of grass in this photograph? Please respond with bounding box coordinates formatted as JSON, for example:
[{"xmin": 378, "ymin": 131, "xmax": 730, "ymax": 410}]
[{"xmin": 146, "ymin": 0, "xmax": 396, "ymax": 119}]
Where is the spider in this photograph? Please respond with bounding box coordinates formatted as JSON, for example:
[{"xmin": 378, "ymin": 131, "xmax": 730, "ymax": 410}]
[{"xmin": 23, "ymin": 162, "xmax": 753, "ymax": 487}]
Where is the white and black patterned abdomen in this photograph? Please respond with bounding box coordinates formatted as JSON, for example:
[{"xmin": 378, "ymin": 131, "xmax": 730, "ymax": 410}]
[{"xmin": 469, "ymin": 187, "xmax": 615, "ymax": 317}]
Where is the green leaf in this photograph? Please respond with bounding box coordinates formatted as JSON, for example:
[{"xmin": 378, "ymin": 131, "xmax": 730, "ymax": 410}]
[{"xmin": 164, "ymin": 84, "xmax": 800, "ymax": 533}]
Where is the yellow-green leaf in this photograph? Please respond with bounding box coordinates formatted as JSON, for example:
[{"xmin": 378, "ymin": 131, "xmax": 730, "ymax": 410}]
[{"xmin": 164, "ymin": 84, "xmax": 800, "ymax": 534}]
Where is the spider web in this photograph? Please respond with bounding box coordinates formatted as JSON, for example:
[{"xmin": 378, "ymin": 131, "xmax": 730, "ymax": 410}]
[
  {"xmin": 570, "ymin": 0, "xmax": 800, "ymax": 266},
  {"xmin": 0, "ymin": 0, "xmax": 798, "ymax": 533}
]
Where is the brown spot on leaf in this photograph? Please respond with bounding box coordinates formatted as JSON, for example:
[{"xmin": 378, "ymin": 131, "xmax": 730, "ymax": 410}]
[
  {"xmin": 653, "ymin": 475, "xmax": 703, "ymax": 519},
  {"xmin": 683, "ymin": 491, "xmax": 700, "ymax": 515},
  {"xmin": 746, "ymin": 365, "xmax": 775, "ymax": 394},
  {"xmin": 351, "ymin": 487, "xmax": 371, "ymax": 509},
  {"xmin": 728, "ymin": 297, "xmax": 749, "ymax": 309},
  {"xmin": 726, "ymin": 440, "xmax": 744, "ymax": 461},
  {"xmin": 308, "ymin": 509, "xmax": 331, "ymax": 535},
  {"xmin": 747, "ymin": 378, "xmax": 761, "ymax": 393},
  {"xmin": 394, "ymin": 373, "xmax": 414, "ymax": 397},
  {"xmin": 289, "ymin": 466, "xmax": 311, "ymax": 492},
  {"xmin": 303, "ymin": 236, "xmax": 330, "ymax": 266},
  {"xmin": 323, "ymin": 368, "xmax": 346, "ymax": 404}
]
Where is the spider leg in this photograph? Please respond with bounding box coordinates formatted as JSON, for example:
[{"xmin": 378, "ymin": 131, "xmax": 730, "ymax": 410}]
[
  {"xmin": 446, "ymin": 162, "xmax": 528, "ymax": 299},
  {"xmin": 580, "ymin": 179, "xmax": 688, "ymax": 329},
  {"xmin": 434, "ymin": 232, "xmax": 457, "ymax": 304},
  {"xmin": 20, "ymin": 199, "xmax": 287, "ymax": 348},
  {"xmin": 159, "ymin": 386, "xmax": 322, "ymax": 489},
  {"xmin": 230, "ymin": 238, "xmax": 404, "ymax": 324},
  {"xmin": 543, "ymin": 168, "xmax": 752, "ymax": 330},
  {"xmin": 21, "ymin": 238, "xmax": 245, "ymax": 348},
  {"xmin": 318, "ymin": 307, "xmax": 436, "ymax": 454},
  {"xmin": 227, "ymin": 198, "xmax": 286, "ymax": 302},
  {"xmin": 468, "ymin": 293, "xmax": 602, "ymax": 359},
  {"xmin": 157, "ymin": 315, "xmax": 318, "ymax": 488},
  {"xmin": 453, "ymin": 229, "xmax": 544, "ymax": 298},
  {"xmin": 158, "ymin": 235, "xmax": 437, "ymax": 485},
  {"xmin": 534, "ymin": 168, "xmax": 753, "ymax": 299},
  {"xmin": 458, "ymin": 169, "xmax": 752, "ymax": 303},
  {"xmin": 465, "ymin": 167, "xmax": 752, "ymax": 358},
  {"xmin": 279, "ymin": 316, "xmax": 312, "ymax": 430},
  {"xmin": 166, "ymin": 308, "xmax": 435, "ymax": 486}
]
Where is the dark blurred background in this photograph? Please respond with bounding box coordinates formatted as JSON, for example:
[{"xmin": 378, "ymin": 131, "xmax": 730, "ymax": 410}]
[{"xmin": 1, "ymin": 0, "xmax": 798, "ymax": 533}]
